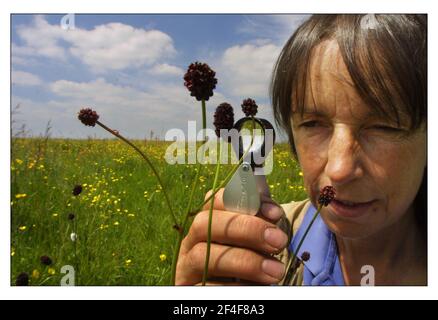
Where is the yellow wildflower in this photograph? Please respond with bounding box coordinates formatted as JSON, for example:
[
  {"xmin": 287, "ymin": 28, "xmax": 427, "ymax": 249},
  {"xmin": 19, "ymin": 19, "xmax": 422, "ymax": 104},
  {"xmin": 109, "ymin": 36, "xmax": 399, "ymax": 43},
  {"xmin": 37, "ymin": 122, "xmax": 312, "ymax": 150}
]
[
  {"xmin": 48, "ymin": 268, "xmax": 56, "ymax": 275},
  {"xmin": 15, "ymin": 193, "xmax": 27, "ymax": 199},
  {"xmin": 18, "ymin": 226, "xmax": 27, "ymax": 231},
  {"xmin": 160, "ymin": 254, "xmax": 167, "ymax": 262},
  {"xmin": 32, "ymin": 269, "xmax": 40, "ymax": 279}
]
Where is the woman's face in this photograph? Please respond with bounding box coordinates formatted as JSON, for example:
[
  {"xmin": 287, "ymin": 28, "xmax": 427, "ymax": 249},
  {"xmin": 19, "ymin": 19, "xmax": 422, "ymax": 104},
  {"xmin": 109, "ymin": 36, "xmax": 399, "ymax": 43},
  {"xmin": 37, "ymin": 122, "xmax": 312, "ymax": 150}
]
[{"xmin": 291, "ymin": 40, "xmax": 426, "ymax": 239}]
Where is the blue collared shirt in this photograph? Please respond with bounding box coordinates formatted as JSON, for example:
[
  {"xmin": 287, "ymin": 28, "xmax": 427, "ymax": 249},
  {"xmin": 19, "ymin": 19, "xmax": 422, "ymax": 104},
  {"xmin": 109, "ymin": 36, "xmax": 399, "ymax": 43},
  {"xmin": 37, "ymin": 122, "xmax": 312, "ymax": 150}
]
[{"xmin": 289, "ymin": 204, "xmax": 345, "ymax": 285}]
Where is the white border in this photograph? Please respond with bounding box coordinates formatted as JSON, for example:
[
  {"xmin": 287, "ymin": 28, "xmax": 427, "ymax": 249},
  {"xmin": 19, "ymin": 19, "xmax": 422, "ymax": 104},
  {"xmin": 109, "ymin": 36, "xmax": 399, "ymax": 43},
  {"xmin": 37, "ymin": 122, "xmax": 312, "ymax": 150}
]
[{"xmin": 2, "ymin": 0, "xmax": 437, "ymax": 300}]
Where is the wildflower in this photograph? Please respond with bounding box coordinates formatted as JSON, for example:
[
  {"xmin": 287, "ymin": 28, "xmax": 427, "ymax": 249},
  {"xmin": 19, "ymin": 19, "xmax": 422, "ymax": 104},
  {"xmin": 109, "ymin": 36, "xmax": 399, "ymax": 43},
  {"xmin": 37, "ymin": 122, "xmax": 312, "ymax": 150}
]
[
  {"xmin": 72, "ymin": 184, "xmax": 83, "ymax": 196},
  {"xmin": 125, "ymin": 259, "xmax": 132, "ymax": 266},
  {"xmin": 301, "ymin": 251, "xmax": 311, "ymax": 262},
  {"xmin": 67, "ymin": 213, "xmax": 75, "ymax": 221},
  {"xmin": 32, "ymin": 269, "xmax": 40, "ymax": 280},
  {"xmin": 299, "ymin": 171, "xmax": 303, "ymax": 177},
  {"xmin": 213, "ymin": 103, "xmax": 234, "ymax": 139},
  {"xmin": 78, "ymin": 108, "xmax": 99, "ymax": 127},
  {"xmin": 48, "ymin": 268, "xmax": 56, "ymax": 276},
  {"xmin": 318, "ymin": 186, "xmax": 336, "ymax": 207},
  {"xmin": 15, "ymin": 159, "xmax": 23, "ymax": 165},
  {"xmin": 160, "ymin": 254, "xmax": 167, "ymax": 262},
  {"xmin": 114, "ymin": 221, "xmax": 119, "ymax": 226},
  {"xmin": 40, "ymin": 255, "xmax": 53, "ymax": 266},
  {"xmin": 15, "ymin": 193, "xmax": 27, "ymax": 199},
  {"xmin": 70, "ymin": 233, "xmax": 77, "ymax": 242},
  {"xmin": 18, "ymin": 226, "xmax": 27, "ymax": 232},
  {"xmin": 241, "ymin": 98, "xmax": 258, "ymax": 117},
  {"xmin": 183, "ymin": 62, "xmax": 217, "ymax": 101},
  {"xmin": 15, "ymin": 272, "xmax": 29, "ymax": 286},
  {"xmin": 52, "ymin": 213, "xmax": 58, "ymax": 218}
]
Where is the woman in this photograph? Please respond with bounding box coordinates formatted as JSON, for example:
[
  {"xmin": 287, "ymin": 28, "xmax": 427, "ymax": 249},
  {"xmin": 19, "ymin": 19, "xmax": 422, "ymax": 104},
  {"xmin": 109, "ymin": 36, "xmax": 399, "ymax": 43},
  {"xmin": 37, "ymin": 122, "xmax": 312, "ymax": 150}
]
[{"xmin": 176, "ymin": 14, "xmax": 427, "ymax": 286}]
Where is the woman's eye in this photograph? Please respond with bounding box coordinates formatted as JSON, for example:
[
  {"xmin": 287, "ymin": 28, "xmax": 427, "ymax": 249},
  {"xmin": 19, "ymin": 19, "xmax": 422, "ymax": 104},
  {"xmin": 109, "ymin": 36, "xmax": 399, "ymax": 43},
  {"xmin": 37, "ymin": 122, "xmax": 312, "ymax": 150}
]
[
  {"xmin": 300, "ymin": 121, "xmax": 322, "ymax": 128},
  {"xmin": 369, "ymin": 125, "xmax": 403, "ymax": 133}
]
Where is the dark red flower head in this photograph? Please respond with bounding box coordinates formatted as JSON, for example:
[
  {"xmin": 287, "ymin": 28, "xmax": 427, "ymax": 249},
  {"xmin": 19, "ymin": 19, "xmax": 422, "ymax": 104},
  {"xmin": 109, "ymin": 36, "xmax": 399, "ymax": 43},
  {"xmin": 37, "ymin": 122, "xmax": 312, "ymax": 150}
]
[
  {"xmin": 15, "ymin": 272, "xmax": 29, "ymax": 286},
  {"xmin": 72, "ymin": 184, "xmax": 83, "ymax": 196},
  {"xmin": 184, "ymin": 62, "xmax": 217, "ymax": 101},
  {"xmin": 318, "ymin": 186, "xmax": 336, "ymax": 207},
  {"xmin": 213, "ymin": 103, "xmax": 234, "ymax": 139},
  {"xmin": 241, "ymin": 98, "xmax": 258, "ymax": 117},
  {"xmin": 40, "ymin": 255, "xmax": 53, "ymax": 266},
  {"xmin": 78, "ymin": 108, "xmax": 99, "ymax": 127},
  {"xmin": 301, "ymin": 251, "xmax": 311, "ymax": 262},
  {"xmin": 67, "ymin": 213, "xmax": 75, "ymax": 221}
]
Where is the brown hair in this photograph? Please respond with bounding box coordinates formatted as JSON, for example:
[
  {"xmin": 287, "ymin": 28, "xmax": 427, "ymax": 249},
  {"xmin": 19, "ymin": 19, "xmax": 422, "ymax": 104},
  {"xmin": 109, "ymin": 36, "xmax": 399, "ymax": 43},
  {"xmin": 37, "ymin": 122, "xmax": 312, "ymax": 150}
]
[{"xmin": 270, "ymin": 14, "xmax": 427, "ymax": 231}]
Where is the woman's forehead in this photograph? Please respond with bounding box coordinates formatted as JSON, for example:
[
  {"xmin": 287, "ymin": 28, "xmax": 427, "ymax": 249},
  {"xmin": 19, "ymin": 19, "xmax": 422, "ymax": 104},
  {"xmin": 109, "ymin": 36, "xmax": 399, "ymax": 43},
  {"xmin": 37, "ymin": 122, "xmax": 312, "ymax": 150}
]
[{"xmin": 303, "ymin": 40, "xmax": 368, "ymax": 115}]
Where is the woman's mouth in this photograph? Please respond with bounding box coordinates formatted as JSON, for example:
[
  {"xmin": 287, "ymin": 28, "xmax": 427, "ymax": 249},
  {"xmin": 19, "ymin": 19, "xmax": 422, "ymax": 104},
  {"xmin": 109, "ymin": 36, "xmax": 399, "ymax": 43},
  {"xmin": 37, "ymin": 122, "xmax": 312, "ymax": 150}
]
[{"xmin": 329, "ymin": 198, "xmax": 377, "ymax": 218}]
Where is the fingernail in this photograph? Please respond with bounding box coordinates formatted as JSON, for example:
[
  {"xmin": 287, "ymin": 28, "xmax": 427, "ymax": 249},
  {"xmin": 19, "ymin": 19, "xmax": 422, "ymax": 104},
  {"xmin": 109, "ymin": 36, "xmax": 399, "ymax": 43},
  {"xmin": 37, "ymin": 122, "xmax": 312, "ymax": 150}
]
[
  {"xmin": 264, "ymin": 227, "xmax": 288, "ymax": 249},
  {"xmin": 262, "ymin": 259, "xmax": 285, "ymax": 280},
  {"xmin": 262, "ymin": 203, "xmax": 283, "ymax": 220}
]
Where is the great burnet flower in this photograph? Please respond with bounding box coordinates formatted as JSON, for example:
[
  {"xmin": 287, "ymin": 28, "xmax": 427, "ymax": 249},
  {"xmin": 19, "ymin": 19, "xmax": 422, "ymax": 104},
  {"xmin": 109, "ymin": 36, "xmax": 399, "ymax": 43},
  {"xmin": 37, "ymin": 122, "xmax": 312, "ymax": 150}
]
[
  {"xmin": 15, "ymin": 272, "xmax": 29, "ymax": 286},
  {"xmin": 241, "ymin": 98, "xmax": 258, "ymax": 117},
  {"xmin": 183, "ymin": 62, "xmax": 217, "ymax": 101},
  {"xmin": 318, "ymin": 186, "xmax": 336, "ymax": 206},
  {"xmin": 67, "ymin": 213, "xmax": 75, "ymax": 221},
  {"xmin": 301, "ymin": 251, "xmax": 310, "ymax": 262},
  {"xmin": 78, "ymin": 108, "xmax": 99, "ymax": 127},
  {"xmin": 40, "ymin": 255, "xmax": 53, "ymax": 266},
  {"xmin": 72, "ymin": 185, "xmax": 83, "ymax": 196},
  {"xmin": 213, "ymin": 103, "xmax": 234, "ymax": 139}
]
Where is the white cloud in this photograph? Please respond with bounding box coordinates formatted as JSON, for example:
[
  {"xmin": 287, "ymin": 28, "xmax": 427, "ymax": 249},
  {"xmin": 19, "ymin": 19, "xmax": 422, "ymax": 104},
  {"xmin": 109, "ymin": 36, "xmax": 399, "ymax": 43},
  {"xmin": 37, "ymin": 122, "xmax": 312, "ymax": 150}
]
[
  {"xmin": 148, "ymin": 63, "xmax": 184, "ymax": 76},
  {"xmin": 11, "ymin": 70, "xmax": 42, "ymax": 86},
  {"xmin": 13, "ymin": 16, "xmax": 177, "ymax": 73},
  {"xmin": 219, "ymin": 43, "xmax": 281, "ymax": 99}
]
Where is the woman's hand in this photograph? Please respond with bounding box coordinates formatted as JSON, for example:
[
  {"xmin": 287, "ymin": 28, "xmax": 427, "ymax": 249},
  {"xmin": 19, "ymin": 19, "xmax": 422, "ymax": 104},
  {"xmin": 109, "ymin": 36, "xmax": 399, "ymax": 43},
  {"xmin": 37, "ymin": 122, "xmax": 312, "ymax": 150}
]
[{"xmin": 176, "ymin": 187, "xmax": 289, "ymax": 285}]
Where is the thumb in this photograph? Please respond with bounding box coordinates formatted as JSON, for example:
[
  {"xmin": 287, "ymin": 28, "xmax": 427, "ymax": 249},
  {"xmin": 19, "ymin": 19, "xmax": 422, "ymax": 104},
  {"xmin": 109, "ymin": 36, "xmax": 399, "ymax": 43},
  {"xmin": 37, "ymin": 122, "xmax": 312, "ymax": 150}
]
[{"xmin": 256, "ymin": 176, "xmax": 285, "ymax": 223}]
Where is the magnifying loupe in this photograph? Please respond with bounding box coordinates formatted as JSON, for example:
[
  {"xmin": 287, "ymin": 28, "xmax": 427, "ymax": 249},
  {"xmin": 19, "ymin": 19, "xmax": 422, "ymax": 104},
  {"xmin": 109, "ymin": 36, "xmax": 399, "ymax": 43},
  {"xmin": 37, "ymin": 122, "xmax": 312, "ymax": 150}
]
[{"xmin": 223, "ymin": 117, "xmax": 275, "ymax": 215}]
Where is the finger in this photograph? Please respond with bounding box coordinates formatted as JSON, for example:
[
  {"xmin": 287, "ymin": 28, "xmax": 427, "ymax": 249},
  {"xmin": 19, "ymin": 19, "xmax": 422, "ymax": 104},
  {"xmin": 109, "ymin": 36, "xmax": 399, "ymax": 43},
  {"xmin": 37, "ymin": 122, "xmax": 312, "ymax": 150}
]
[
  {"xmin": 258, "ymin": 193, "xmax": 286, "ymax": 223},
  {"xmin": 203, "ymin": 188, "xmax": 225, "ymax": 211},
  {"xmin": 181, "ymin": 242, "xmax": 285, "ymax": 285},
  {"xmin": 183, "ymin": 210, "xmax": 289, "ymax": 254}
]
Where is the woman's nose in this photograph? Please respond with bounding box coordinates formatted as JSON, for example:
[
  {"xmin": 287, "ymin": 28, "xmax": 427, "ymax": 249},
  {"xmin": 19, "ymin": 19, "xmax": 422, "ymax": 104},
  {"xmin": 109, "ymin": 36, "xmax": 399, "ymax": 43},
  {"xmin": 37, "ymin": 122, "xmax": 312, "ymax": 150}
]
[{"xmin": 324, "ymin": 126, "xmax": 362, "ymax": 185}]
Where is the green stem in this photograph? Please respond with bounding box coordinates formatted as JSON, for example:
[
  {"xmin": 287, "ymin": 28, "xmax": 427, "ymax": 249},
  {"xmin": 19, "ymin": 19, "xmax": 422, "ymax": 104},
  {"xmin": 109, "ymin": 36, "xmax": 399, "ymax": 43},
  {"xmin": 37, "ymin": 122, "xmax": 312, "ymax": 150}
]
[
  {"xmin": 282, "ymin": 205, "xmax": 322, "ymax": 286},
  {"xmin": 202, "ymin": 142, "xmax": 222, "ymax": 285},
  {"xmin": 96, "ymin": 120, "xmax": 178, "ymax": 228},
  {"xmin": 170, "ymin": 99, "xmax": 207, "ymax": 285}
]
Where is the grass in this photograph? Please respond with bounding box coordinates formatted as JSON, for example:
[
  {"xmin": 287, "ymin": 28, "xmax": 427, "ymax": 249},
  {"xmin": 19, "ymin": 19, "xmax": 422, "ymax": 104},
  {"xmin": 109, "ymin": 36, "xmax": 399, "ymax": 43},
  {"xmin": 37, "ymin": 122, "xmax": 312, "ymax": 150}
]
[{"xmin": 11, "ymin": 137, "xmax": 307, "ymax": 286}]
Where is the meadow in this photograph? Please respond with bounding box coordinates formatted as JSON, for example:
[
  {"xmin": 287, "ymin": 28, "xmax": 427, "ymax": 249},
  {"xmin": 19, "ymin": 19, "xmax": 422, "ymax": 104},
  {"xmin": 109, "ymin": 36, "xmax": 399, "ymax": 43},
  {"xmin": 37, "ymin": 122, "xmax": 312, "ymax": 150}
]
[{"xmin": 11, "ymin": 137, "xmax": 307, "ymax": 286}]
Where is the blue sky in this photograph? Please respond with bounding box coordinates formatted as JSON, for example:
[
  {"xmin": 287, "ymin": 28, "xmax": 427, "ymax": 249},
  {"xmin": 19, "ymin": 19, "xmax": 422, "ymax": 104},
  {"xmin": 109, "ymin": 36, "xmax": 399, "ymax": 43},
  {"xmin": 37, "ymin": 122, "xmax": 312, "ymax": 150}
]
[{"xmin": 11, "ymin": 14, "xmax": 309, "ymax": 140}]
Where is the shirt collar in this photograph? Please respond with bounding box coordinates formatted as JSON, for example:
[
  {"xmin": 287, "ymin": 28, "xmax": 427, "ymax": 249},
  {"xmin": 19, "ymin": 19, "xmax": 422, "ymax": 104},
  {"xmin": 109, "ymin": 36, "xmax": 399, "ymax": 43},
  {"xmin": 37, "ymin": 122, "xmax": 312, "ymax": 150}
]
[{"xmin": 289, "ymin": 204, "xmax": 345, "ymax": 285}]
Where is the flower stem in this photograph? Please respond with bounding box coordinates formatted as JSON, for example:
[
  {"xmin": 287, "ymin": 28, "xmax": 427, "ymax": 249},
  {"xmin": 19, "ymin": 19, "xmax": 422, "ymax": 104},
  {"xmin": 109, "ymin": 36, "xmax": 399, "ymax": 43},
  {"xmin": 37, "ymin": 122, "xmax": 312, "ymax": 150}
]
[
  {"xmin": 202, "ymin": 141, "xmax": 222, "ymax": 285},
  {"xmin": 282, "ymin": 205, "xmax": 322, "ymax": 285},
  {"xmin": 170, "ymin": 99, "xmax": 207, "ymax": 285},
  {"xmin": 96, "ymin": 120, "xmax": 179, "ymax": 228}
]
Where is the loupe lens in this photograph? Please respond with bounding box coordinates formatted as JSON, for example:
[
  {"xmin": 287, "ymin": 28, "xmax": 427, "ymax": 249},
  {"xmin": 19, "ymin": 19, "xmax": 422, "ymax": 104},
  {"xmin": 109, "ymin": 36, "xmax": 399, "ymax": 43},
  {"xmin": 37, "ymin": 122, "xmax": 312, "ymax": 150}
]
[{"xmin": 239, "ymin": 118, "xmax": 264, "ymax": 154}]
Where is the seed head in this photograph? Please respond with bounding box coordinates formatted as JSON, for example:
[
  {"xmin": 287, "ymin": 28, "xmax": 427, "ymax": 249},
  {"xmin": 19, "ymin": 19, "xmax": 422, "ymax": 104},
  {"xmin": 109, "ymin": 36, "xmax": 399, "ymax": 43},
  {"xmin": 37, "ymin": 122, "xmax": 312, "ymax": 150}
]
[
  {"xmin": 78, "ymin": 108, "xmax": 99, "ymax": 127},
  {"xmin": 318, "ymin": 186, "xmax": 336, "ymax": 207},
  {"xmin": 301, "ymin": 251, "xmax": 311, "ymax": 262},
  {"xmin": 15, "ymin": 272, "xmax": 29, "ymax": 286},
  {"xmin": 213, "ymin": 103, "xmax": 234, "ymax": 139},
  {"xmin": 183, "ymin": 62, "xmax": 217, "ymax": 101},
  {"xmin": 72, "ymin": 185, "xmax": 83, "ymax": 196},
  {"xmin": 40, "ymin": 255, "xmax": 53, "ymax": 266},
  {"xmin": 241, "ymin": 98, "xmax": 258, "ymax": 117}
]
